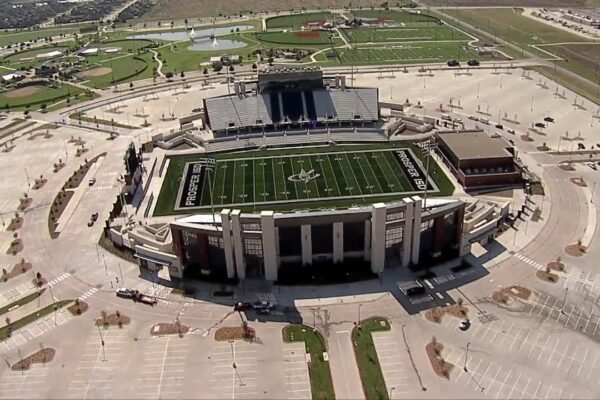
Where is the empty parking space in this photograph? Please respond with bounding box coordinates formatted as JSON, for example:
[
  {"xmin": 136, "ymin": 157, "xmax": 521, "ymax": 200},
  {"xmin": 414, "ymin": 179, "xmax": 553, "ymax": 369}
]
[
  {"xmin": 372, "ymin": 330, "xmax": 413, "ymax": 396},
  {"xmin": 209, "ymin": 341, "xmax": 258, "ymax": 399},
  {"xmin": 67, "ymin": 328, "xmax": 130, "ymax": 399},
  {"xmin": 443, "ymin": 345, "xmax": 594, "ymax": 399},
  {"xmin": 0, "ymin": 365, "xmax": 50, "ymax": 399},
  {"xmin": 133, "ymin": 336, "xmax": 189, "ymax": 399},
  {"xmin": 282, "ymin": 342, "xmax": 311, "ymax": 399},
  {"xmin": 441, "ymin": 314, "xmax": 600, "ymax": 383}
]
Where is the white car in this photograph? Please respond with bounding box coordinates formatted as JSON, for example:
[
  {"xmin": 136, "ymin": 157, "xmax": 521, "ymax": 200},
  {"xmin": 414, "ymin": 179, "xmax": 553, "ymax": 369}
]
[
  {"xmin": 468, "ymin": 115, "xmax": 478, "ymax": 121},
  {"xmin": 88, "ymin": 178, "xmax": 96, "ymax": 186},
  {"xmin": 587, "ymin": 162, "xmax": 597, "ymax": 170},
  {"xmin": 459, "ymin": 319, "xmax": 471, "ymax": 331}
]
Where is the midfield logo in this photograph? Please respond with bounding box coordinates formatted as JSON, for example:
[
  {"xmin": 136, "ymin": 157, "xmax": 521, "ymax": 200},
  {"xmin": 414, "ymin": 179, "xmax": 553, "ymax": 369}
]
[{"xmin": 288, "ymin": 169, "xmax": 320, "ymax": 184}]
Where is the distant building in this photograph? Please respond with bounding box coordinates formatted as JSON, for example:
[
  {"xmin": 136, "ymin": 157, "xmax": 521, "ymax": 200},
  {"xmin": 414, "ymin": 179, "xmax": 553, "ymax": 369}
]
[{"xmin": 0, "ymin": 72, "xmax": 25, "ymax": 83}]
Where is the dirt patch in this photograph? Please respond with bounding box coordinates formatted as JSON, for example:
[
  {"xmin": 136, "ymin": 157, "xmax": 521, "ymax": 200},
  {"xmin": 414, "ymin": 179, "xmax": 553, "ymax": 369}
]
[
  {"xmin": 424, "ymin": 303, "xmax": 469, "ymax": 324},
  {"xmin": 565, "ymin": 243, "xmax": 586, "ymax": 257},
  {"xmin": 11, "ymin": 348, "xmax": 55, "ymax": 371},
  {"xmin": 531, "ymin": 207, "xmax": 542, "ymax": 222},
  {"xmin": 570, "ymin": 177, "xmax": 587, "ymax": 187},
  {"xmin": 536, "ymin": 270, "xmax": 559, "ymax": 283},
  {"xmin": 295, "ymin": 30, "xmax": 321, "ymax": 38},
  {"xmin": 7, "ymin": 238, "xmax": 23, "ymax": 255},
  {"xmin": 151, "ymin": 322, "xmax": 190, "ymax": 336},
  {"xmin": 48, "ymin": 189, "xmax": 74, "ymax": 238},
  {"xmin": 68, "ymin": 300, "xmax": 88, "ymax": 316},
  {"xmin": 7, "ymin": 217, "xmax": 23, "ymax": 231},
  {"xmin": 559, "ymin": 162, "xmax": 575, "ymax": 171},
  {"xmin": 5, "ymin": 86, "xmax": 41, "ymax": 98},
  {"xmin": 53, "ymin": 162, "xmax": 65, "ymax": 173},
  {"xmin": 18, "ymin": 197, "xmax": 32, "ymax": 211},
  {"xmin": 78, "ymin": 67, "xmax": 112, "ymax": 78},
  {"xmin": 215, "ymin": 326, "xmax": 256, "ymax": 341},
  {"xmin": 2, "ymin": 261, "xmax": 32, "ymax": 282},
  {"xmin": 492, "ymin": 285, "xmax": 531, "ymax": 304},
  {"xmin": 548, "ymin": 261, "xmax": 566, "ymax": 272},
  {"xmin": 32, "ymin": 178, "xmax": 47, "ymax": 190},
  {"xmin": 520, "ymin": 134, "xmax": 534, "ymax": 142},
  {"xmin": 426, "ymin": 340, "xmax": 453, "ymax": 379},
  {"xmin": 95, "ymin": 311, "xmax": 130, "ymax": 328}
]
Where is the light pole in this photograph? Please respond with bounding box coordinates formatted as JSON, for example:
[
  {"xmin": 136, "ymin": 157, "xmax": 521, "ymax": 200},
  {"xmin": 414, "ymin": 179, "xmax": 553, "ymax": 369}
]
[
  {"xmin": 389, "ymin": 386, "xmax": 395, "ymax": 399},
  {"xmin": 97, "ymin": 324, "xmax": 106, "ymax": 361},
  {"xmin": 592, "ymin": 182, "xmax": 596, "ymax": 204},
  {"xmin": 561, "ymin": 287, "xmax": 569, "ymax": 315},
  {"xmin": 357, "ymin": 304, "xmax": 363, "ymax": 326},
  {"xmin": 463, "ymin": 342, "xmax": 471, "ymax": 372}
]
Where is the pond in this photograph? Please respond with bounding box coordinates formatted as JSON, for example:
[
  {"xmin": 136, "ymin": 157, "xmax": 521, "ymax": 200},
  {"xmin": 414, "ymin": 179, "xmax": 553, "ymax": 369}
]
[{"xmin": 127, "ymin": 25, "xmax": 252, "ymax": 51}]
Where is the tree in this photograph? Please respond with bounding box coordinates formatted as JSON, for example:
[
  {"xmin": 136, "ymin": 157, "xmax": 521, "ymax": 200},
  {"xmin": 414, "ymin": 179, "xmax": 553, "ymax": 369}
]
[
  {"xmin": 229, "ymin": 65, "xmax": 235, "ymax": 72},
  {"xmin": 202, "ymin": 68, "xmax": 208, "ymax": 76},
  {"xmin": 180, "ymin": 71, "xmax": 185, "ymax": 79},
  {"xmin": 129, "ymin": 82, "xmax": 134, "ymax": 89},
  {"xmin": 268, "ymin": 56, "xmax": 274, "ymax": 66},
  {"xmin": 252, "ymin": 63, "xmax": 257, "ymax": 70}
]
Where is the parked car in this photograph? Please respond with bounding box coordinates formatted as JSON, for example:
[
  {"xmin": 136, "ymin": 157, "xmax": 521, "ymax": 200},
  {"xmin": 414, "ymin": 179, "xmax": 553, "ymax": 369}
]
[
  {"xmin": 535, "ymin": 122, "xmax": 546, "ymax": 128},
  {"xmin": 399, "ymin": 281, "xmax": 425, "ymax": 296},
  {"xmin": 447, "ymin": 59, "xmax": 460, "ymax": 67},
  {"xmin": 88, "ymin": 177, "xmax": 96, "ymax": 186},
  {"xmin": 468, "ymin": 115, "xmax": 478, "ymax": 121},
  {"xmin": 87, "ymin": 216, "xmax": 94, "ymax": 227},
  {"xmin": 459, "ymin": 319, "xmax": 471, "ymax": 331},
  {"xmin": 495, "ymin": 124, "xmax": 503, "ymax": 129},
  {"xmin": 507, "ymin": 128, "xmax": 516, "ymax": 135},
  {"xmin": 234, "ymin": 302, "xmax": 252, "ymax": 311},
  {"xmin": 467, "ymin": 59, "xmax": 480, "ymax": 66},
  {"xmin": 544, "ymin": 116, "xmax": 555, "ymax": 123},
  {"xmin": 91, "ymin": 212, "xmax": 99, "ymax": 222},
  {"xmin": 578, "ymin": 143, "xmax": 586, "ymax": 150},
  {"xmin": 587, "ymin": 162, "xmax": 597, "ymax": 170},
  {"xmin": 252, "ymin": 301, "xmax": 274, "ymax": 314},
  {"xmin": 116, "ymin": 288, "xmax": 135, "ymax": 299}
]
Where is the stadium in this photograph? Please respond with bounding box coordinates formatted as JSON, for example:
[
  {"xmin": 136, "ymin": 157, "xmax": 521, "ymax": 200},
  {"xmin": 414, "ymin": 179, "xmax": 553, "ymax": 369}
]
[{"xmin": 126, "ymin": 67, "xmax": 504, "ymax": 283}]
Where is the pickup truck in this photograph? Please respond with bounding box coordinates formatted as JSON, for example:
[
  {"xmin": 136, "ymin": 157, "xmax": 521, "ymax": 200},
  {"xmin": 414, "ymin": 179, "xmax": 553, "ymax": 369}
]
[{"xmin": 132, "ymin": 290, "xmax": 158, "ymax": 305}]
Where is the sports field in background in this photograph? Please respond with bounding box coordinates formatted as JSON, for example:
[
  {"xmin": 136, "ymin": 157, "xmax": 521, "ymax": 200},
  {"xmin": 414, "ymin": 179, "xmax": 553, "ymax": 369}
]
[{"xmin": 154, "ymin": 144, "xmax": 453, "ymax": 215}]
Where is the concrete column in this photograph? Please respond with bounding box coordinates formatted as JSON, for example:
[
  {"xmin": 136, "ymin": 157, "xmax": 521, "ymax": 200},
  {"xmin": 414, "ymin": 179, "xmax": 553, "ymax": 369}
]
[
  {"xmin": 220, "ymin": 209, "xmax": 236, "ymax": 279},
  {"xmin": 333, "ymin": 222, "xmax": 344, "ymax": 263},
  {"xmin": 370, "ymin": 203, "xmax": 387, "ymax": 273},
  {"xmin": 411, "ymin": 196, "xmax": 422, "ymax": 265},
  {"xmin": 301, "ymin": 225, "xmax": 312, "ymax": 266},
  {"xmin": 402, "ymin": 198, "xmax": 414, "ymax": 268},
  {"xmin": 261, "ymin": 211, "xmax": 278, "ymax": 281},
  {"xmin": 363, "ymin": 220, "xmax": 371, "ymax": 261},
  {"xmin": 230, "ymin": 210, "xmax": 246, "ymax": 280},
  {"xmin": 432, "ymin": 216, "xmax": 445, "ymax": 258}
]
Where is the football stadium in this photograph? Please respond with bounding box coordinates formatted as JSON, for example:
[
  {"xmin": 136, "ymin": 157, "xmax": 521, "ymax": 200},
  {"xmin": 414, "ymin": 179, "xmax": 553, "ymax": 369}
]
[{"xmin": 134, "ymin": 66, "xmax": 489, "ymax": 283}]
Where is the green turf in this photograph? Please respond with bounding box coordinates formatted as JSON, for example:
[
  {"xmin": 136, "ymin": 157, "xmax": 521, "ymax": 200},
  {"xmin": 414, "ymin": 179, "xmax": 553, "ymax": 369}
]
[
  {"xmin": 336, "ymin": 42, "xmax": 478, "ymax": 65},
  {"xmin": 0, "ymin": 300, "xmax": 71, "ymax": 341},
  {"xmin": 0, "ymin": 26, "xmax": 93, "ymax": 47},
  {"xmin": 81, "ymin": 53, "xmax": 152, "ymax": 88},
  {"xmin": 0, "ymin": 83, "xmax": 85, "ymax": 110},
  {"xmin": 352, "ymin": 317, "xmax": 391, "ymax": 400},
  {"xmin": 266, "ymin": 12, "xmax": 333, "ymax": 29},
  {"xmin": 255, "ymin": 31, "xmax": 334, "ymax": 46},
  {"xmin": 350, "ymin": 9, "xmax": 440, "ymax": 24},
  {"xmin": 283, "ymin": 325, "xmax": 335, "ymax": 400},
  {"xmin": 342, "ymin": 25, "xmax": 470, "ymax": 44},
  {"xmin": 154, "ymin": 143, "xmax": 453, "ymax": 216}
]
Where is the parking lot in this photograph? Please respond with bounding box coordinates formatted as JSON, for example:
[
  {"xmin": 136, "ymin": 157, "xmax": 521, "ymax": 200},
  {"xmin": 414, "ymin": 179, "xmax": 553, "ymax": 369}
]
[
  {"xmin": 372, "ymin": 330, "xmax": 415, "ymax": 397},
  {"xmin": 0, "ymin": 364, "xmax": 50, "ymax": 399}
]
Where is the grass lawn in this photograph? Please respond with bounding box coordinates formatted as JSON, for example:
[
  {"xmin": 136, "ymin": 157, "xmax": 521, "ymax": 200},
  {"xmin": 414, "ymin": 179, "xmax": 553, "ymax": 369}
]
[
  {"xmin": 352, "ymin": 317, "xmax": 391, "ymax": 400},
  {"xmin": 336, "ymin": 42, "xmax": 478, "ymax": 65},
  {"xmin": 527, "ymin": 65, "xmax": 600, "ymax": 105},
  {"xmin": 2, "ymin": 45, "xmax": 72, "ymax": 69},
  {"xmin": 0, "ymin": 83, "xmax": 85, "ymax": 110},
  {"xmin": 81, "ymin": 53, "xmax": 152, "ymax": 88},
  {"xmin": 266, "ymin": 12, "xmax": 333, "ymax": 29},
  {"xmin": 282, "ymin": 324, "xmax": 335, "ymax": 400},
  {"xmin": 70, "ymin": 111, "xmax": 140, "ymax": 130},
  {"xmin": 255, "ymin": 31, "xmax": 334, "ymax": 46},
  {"xmin": 0, "ymin": 26, "xmax": 92, "ymax": 47},
  {"xmin": 0, "ymin": 290, "xmax": 44, "ymax": 316},
  {"xmin": 538, "ymin": 43, "xmax": 600, "ymax": 84},
  {"xmin": 341, "ymin": 26, "xmax": 470, "ymax": 44},
  {"xmin": 350, "ymin": 9, "xmax": 439, "ymax": 24},
  {"xmin": 154, "ymin": 143, "xmax": 454, "ymax": 215},
  {"xmin": 0, "ymin": 300, "xmax": 71, "ymax": 341}
]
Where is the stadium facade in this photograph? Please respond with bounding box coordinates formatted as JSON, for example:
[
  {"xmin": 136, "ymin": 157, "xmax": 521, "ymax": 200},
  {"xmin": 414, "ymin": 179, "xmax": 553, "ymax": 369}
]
[{"xmin": 169, "ymin": 197, "xmax": 465, "ymax": 281}]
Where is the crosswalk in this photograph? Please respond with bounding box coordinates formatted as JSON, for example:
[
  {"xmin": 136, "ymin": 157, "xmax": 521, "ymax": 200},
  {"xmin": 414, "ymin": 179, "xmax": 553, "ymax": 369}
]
[
  {"xmin": 78, "ymin": 287, "xmax": 99, "ymax": 301},
  {"xmin": 513, "ymin": 252, "xmax": 545, "ymax": 271},
  {"xmin": 88, "ymin": 185, "xmax": 114, "ymax": 192},
  {"xmin": 47, "ymin": 272, "xmax": 71, "ymax": 287}
]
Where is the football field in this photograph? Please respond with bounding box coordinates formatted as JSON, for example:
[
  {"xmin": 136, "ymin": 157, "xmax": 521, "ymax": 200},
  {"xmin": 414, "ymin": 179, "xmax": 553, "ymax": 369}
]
[{"xmin": 172, "ymin": 147, "xmax": 441, "ymax": 212}]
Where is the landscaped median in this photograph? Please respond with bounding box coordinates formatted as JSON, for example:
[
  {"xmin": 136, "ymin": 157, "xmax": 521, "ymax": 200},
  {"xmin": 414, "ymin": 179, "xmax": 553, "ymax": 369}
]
[
  {"xmin": 0, "ymin": 299, "xmax": 72, "ymax": 340},
  {"xmin": 282, "ymin": 324, "xmax": 335, "ymax": 400},
  {"xmin": 352, "ymin": 317, "xmax": 391, "ymax": 400}
]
